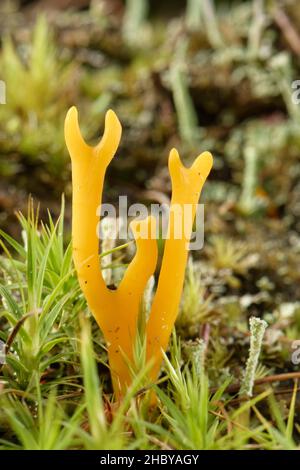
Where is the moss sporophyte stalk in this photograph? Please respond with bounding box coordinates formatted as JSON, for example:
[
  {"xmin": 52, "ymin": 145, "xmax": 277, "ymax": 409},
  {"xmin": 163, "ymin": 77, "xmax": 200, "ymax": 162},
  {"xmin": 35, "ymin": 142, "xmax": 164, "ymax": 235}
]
[{"xmin": 64, "ymin": 106, "xmax": 213, "ymax": 398}]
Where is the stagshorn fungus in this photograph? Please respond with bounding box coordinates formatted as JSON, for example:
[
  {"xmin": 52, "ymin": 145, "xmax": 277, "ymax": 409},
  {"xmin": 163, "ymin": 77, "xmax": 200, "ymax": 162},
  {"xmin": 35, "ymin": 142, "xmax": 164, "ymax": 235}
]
[{"xmin": 65, "ymin": 106, "xmax": 213, "ymax": 398}]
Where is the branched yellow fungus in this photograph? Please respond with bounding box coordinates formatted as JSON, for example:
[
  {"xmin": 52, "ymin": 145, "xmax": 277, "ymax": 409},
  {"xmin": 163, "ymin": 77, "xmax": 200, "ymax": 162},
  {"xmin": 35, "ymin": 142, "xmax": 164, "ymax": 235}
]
[{"xmin": 64, "ymin": 106, "xmax": 212, "ymax": 398}]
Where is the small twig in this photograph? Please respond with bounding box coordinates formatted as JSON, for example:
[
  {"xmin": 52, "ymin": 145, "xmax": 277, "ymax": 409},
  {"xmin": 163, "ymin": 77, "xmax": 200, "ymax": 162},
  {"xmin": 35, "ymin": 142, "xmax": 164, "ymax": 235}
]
[
  {"xmin": 230, "ymin": 384, "xmax": 300, "ymax": 406},
  {"xmin": 0, "ymin": 310, "xmax": 40, "ymax": 372},
  {"xmin": 209, "ymin": 409, "xmax": 254, "ymax": 433},
  {"xmin": 253, "ymin": 371, "xmax": 300, "ymax": 386},
  {"xmin": 214, "ymin": 400, "xmax": 233, "ymax": 434},
  {"xmin": 148, "ymin": 436, "xmax": 173, "ymax": 451},
  {"xmin": 273, "ymin": 385, "xmax": 300, "ymax": 397},
  {"xmin": 211, "ymin": 371, "xmax": 300, "ymax": 395},
  {"xmin": 56, "ymin": 390, "xmax": 83, "ymax": 401},
  {"xmin": 273, "ymin": 8, "xmax": 300, "ymax": 56},
  {"xmin": 200, "ymin": 322, "xmax": 210, "ymax": 362},
  {"xmin": 201, "ymin": 322, "xmax": 211, "ymax": 347}
]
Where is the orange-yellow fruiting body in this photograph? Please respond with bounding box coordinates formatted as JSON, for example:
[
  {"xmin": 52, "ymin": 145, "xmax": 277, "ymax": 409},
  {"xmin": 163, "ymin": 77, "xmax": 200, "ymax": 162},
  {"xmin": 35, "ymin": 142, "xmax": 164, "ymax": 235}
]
[
  {"xmin": 65, "ymin": 107, "xmax": 157, "ymax": 397},
  {"xmin": 64, "ymin": 106, "xmax": 213, "ymax": 398},
  {"xmin": 146, "ymin": 149, "xmax": 213, "ymax": 381}
]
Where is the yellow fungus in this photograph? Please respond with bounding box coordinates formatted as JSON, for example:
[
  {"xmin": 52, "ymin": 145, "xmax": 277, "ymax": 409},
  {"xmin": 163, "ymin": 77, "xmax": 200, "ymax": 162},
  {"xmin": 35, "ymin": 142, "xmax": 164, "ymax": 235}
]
[
  {"xmin": 64, "ymin": 106, "xmax": 212, "ymax": 398},
  {"xmin": 146, "ymin": 148, "xmax": 213, "ymax": 382}
]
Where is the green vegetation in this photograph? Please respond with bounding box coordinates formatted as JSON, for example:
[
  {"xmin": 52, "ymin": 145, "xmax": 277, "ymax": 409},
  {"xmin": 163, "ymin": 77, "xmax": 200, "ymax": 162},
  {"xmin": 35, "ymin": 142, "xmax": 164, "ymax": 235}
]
[
  {"xmin": 0, "ymin": 202, "xmax": 299, "ymax": 449},
  {"xmin": 0, "ymin": 17, "xmax": 72, "ymax": 177}
]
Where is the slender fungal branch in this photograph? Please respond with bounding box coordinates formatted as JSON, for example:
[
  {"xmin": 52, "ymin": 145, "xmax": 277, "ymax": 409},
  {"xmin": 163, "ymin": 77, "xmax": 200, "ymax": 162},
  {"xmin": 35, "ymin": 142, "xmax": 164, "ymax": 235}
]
[
  {"xmin": 65, "ymin": 107, "xmax": 157, "ymax": 397},
  {"xmin": 146, "ymin": 148, "xmax": 213, "ymax": 382}
]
